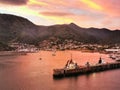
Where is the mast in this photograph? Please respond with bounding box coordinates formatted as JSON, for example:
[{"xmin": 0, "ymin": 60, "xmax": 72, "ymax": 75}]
[{"xmin": 71, "ymin": 53, "xmax": 72, "ymax": 60}]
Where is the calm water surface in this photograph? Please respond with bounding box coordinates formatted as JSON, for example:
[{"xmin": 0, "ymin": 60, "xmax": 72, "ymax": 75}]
[{"xmin": 0, "ymin": 51, "xmax": 119, "ymax": 90}]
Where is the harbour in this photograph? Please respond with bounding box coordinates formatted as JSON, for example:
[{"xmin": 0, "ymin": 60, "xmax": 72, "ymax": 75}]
[
  {"xmin": 0, "ymin": 1, "xmax": 120, "ymax": 90},
  {"xmin": 0, "ymin": 51, "xmax": 119, "ymax": 90}
]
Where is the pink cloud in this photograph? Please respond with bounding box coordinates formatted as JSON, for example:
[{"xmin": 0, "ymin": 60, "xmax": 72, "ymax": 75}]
[{"xmin": 93, "ymin": 0, "xmax": 120, "ymax": 17}]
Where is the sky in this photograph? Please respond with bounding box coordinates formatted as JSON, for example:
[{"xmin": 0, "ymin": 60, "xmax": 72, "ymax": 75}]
[{"xmin": 0, "ymin": 0, "xmax": 120, "ymax": 30}]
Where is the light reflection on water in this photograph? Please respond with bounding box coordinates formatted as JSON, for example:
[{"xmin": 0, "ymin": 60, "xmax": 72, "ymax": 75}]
[{"xmin": 0, "ymin": 51, "xmax": 119, "ymax": 90}]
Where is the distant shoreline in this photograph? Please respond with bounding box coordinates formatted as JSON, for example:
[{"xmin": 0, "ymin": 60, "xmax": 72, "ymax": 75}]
[
  {"xmin": 40, "ymin": 48, "xmax": 106, "ymax": 52},
  {"xmin": 0, "ymin": 49, "xmax": 107, "ymax": 56},
  {"xmin": 0, "ymin": 51, "xmax": 27, "ymax": 56}
]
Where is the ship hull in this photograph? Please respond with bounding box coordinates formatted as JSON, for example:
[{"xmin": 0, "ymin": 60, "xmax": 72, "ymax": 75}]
[{"xmin": 53, "ymin": 62, "xmax": 120, "ymax": 78}]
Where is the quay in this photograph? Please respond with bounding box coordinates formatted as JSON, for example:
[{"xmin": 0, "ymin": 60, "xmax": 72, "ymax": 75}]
[{"xmin": 53, "ymin": 62, "xmax": 120, "ymax": 78}]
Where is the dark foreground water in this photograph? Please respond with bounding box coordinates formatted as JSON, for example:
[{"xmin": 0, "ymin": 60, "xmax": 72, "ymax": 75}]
[{"xmin": 0, "ymin": 51, "xmax": 119, "ymax": 90}]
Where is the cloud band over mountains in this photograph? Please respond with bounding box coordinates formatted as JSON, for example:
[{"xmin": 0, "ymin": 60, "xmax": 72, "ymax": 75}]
[{"xmin": 0, "ymin": 0, "xmax": 120, "ymax": 30}]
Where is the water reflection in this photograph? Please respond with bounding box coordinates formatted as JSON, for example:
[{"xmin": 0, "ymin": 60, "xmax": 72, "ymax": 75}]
[{"xmin": 0, "ymin": 51, "xmax": 119, "ymax": 90}]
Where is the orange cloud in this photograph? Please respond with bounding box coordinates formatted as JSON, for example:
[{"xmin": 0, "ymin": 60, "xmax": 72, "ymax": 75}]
[
  {"xmin": 39, "ymin": 13, "xmax": 73, "ymax": 24},
  {"xmin": 40, "ymin": 12, "xmax": 74, "ymax": 17},
  {"xmin": 28, "ymin": 0, "xmax": 48, "ymax": 6}
]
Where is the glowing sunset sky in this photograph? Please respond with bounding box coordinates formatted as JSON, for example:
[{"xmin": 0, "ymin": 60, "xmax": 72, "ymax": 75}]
[{"xmin": 0, "ymin": 0, "xmax": 120, "ymax": 30}]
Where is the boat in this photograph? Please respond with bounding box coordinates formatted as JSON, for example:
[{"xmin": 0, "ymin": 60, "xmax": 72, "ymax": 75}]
[
  {"xmin": 53, "ymin": 58, "xmax": 120, "ymax": 78},
  {"xmin": 39, "ymin": 58, "xmax": 42, "ymax": 60},
  {"xmin": 109, "ymin": 53, "xmax": 120, "ymax": 62},
  {"xmin": 109, "ymin": 54, "xmax": 116, "ymax": 59},
  {"xmin": 115, "ymin": 56, "xmax": 120, "ymax": 62},
  {"xmin": 52, "ymin": 49, "xmax": 56, "ymax": 56}
]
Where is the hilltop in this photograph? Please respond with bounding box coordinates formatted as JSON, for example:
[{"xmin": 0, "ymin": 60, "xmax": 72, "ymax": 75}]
[{"xmin": 0, "ymin": 14, "xmax": 120, "ymax": 50}]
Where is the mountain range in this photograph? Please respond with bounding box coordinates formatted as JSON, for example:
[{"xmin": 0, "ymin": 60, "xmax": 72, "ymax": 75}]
[{"xmin": 0, "ymin": 14, "xmax": 120, "ymax": 47}]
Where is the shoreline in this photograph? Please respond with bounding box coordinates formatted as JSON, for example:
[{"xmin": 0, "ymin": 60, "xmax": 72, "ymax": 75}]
[
  {"xmin": 0, "ymin": 49, "xmax": 108, "ymax": 56},
  {"xmin": 0, "ymin": 51, "xmax": 27, "ymax": 56}
]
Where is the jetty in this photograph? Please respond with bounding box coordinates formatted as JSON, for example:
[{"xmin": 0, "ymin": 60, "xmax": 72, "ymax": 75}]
[{"xmin": 53, "ymin": 61, "xmax": 120, "ymax": 78}]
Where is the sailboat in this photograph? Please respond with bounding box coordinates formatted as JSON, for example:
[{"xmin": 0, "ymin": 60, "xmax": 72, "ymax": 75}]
[{"xmin": 52, "ymin": 49, "xmax": 56, "ymax": 56}]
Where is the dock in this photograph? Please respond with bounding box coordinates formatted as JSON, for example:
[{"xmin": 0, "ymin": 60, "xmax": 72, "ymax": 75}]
[{"xmin": 53, "ymin": 62, "xmax": 120, "ymax": 78}]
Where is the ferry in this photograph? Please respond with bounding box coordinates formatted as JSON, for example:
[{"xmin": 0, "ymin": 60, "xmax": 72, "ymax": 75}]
[{"xmin": 53, "ymin": 58, "xmax": 120, "ymax": 78}]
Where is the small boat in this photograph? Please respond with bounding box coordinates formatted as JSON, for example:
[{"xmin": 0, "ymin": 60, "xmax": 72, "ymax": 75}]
[
  {"xmin": 109, "ymin": 54, "xmax": 116, "ymax": 59},
  {"xmin": 115, "ymin": 56, "xmax": 120, "ymax": 62},
  {"xmin": 39, "ymin": 58, "xmax": 42, "ymax": 60},
  {"xmin": 109, "ymin": 53, "xmax": 120, "ymax": 62},
  {"xmin": 52, "ymin": 53, "xmax": 56, "ymax": 56},
  {"xmin": 52, "ymin": 49, "xmax": 56, "ymax": 56}
]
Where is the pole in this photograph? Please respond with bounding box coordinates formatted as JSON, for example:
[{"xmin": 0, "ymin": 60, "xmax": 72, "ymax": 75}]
[{"xmin": 71, "ymin": 53, "xmax": 72, "ymax": 60}]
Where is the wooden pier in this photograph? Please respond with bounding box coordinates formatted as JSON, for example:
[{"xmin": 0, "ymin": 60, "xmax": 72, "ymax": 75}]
[{"xmin": 53, "ymin": 62, "xmax": 120, "ymax": 78}]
